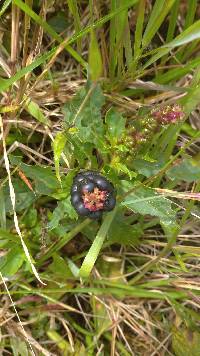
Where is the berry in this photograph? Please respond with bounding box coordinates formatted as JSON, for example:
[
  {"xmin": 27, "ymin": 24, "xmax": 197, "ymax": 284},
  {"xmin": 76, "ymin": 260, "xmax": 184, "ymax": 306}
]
[
  {"xmin": 71, "ymin": 184, "xmax": 79, "ymax": 194},
  {"xmin": 81, "ymin": 181, "xmax": 95, "ymax": 193},
  {"xmin": 71, "ymin": 193, "xmax": 82, "ymax": 206},
  {"xmin": 89, "ymin": 210, "xmax": 102, "ymax": 219},
  {"xmin": 104, "ymin": 195, "xmax": 116, "ymax": 211},
  {"xmin": 74, "ymin": 202, "xmax": 90, "ymax": 216},
  {"xmin": 95, "ymin": 176, "xmax": 114, "ymax": 192},
  {"xmin": 70, "ymin": 170, "xmax": 116, "ymax": 219}
]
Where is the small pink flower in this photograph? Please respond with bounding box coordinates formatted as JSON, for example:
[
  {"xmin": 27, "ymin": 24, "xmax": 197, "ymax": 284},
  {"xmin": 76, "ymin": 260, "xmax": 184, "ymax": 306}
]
[{"xmin": 151, "ymin": 105, "xmax": 184, "ymax": 125}]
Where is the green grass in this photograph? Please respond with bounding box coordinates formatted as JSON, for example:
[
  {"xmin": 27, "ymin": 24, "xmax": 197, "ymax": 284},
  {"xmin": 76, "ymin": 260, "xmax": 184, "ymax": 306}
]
[{"xmin": 0, "ymin": 0, "xmax": 200, "ymax": 355}]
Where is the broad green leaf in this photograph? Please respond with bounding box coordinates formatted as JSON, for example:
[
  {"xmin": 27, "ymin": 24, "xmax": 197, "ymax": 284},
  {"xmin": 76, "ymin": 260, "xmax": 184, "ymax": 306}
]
[
  {"xmin": 20, "ymin": 163, "xmax": 59, "ymax": 195},
  {"xmin": 167, "ymin": 158, "xmax": 200, "ymax": 182},
  {"xmin": 108, "ymin": 211, "xmax": 142, "ymax": 245},
  {"xmin": 26, "ymin": 101, "xmax": 51, "ymax": 126},
  {"xmin": 121, "ymin": 184, "xmax": 176, "ymax": 227},
  {"xmin": 133, "ymin": 159, "xmax": 164, "ymax": 177},
  {"xmin": 4, "ymin": 178, "xmax": 36, "ymax": 213},
  {"xmin": 63, "ymin": 83, "xmax": 105, "ymax": 149},
  {"xmin": 172, "ymin": 327, "xmax": 200, "ymax": 356},
  {"xmin": 53, "ymin": 131, "xmax": 67, "ymax": 183},
  {"xmin": 48, "ymin": 254, "xmax": 73, "ymax": 279},
  {"xmin": 89, "ymin": 30, "xmax": 103, "ymax": 81},
  {"xmin": 0, "ymin": 247, "xmax": 25, "ymax": 276},
  {"xmin": 47, "ymin": 197, "xmax": 78, "ymax": 231},
  {"xmin": 105, "ymin": 108, "xmax": 126, "ymax": 145}
]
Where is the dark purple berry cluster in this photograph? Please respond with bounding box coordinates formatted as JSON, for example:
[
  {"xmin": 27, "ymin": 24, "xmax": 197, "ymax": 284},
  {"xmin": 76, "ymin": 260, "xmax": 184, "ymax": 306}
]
[{"xmin": 70, "ymin": 171, "xmax": 116, "ymax": 219}]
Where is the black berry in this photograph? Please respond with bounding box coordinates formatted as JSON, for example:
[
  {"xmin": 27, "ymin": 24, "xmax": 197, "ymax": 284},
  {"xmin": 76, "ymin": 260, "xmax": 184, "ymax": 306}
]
[{"xmin": 70, "ymin": 170, "xmax": 116, "ymax": 219}]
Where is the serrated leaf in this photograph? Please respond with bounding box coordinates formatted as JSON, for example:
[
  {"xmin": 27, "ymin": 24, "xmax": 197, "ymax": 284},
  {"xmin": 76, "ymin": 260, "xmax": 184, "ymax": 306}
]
[
  {"xmin": 105, "ymin": 108, "xmax": 126, "ymax": 145},
  {"xmin": 113, "ymin": 162, "xmax": 137, "ymax": 179},
  {"xmin": 121, "ymin": 184, "xmax": 176, "ymax": 227},
  {"xmin": 63, "ymin": 83, "xmax": 105, "ymax": 149},
  {"xmin": 53, "ymin": 131, "xmax": 67, "ymax": 183},
  {"xmin": 167, "ymin": 158, "xmax": 200, "ymax": 182},
  {"xmin": 89, "ymin": 30, "xmax": 103, "ymax": 81}
]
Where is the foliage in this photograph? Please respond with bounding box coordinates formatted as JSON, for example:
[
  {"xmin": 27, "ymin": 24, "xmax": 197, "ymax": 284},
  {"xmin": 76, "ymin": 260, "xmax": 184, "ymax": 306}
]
[{"xmin": 0, "ymin": 0, "xmax": 200, "ymax": 354}]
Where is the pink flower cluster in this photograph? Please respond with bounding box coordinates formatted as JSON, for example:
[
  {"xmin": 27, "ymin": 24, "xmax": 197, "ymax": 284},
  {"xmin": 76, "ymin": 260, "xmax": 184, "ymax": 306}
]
[
  {"xmin": 151, "ymin": 105, "xmax": 184, "ymax": 125},
  {"xmin": 82, "ymin": 187, "xmax": 107, "ymax": 212}
]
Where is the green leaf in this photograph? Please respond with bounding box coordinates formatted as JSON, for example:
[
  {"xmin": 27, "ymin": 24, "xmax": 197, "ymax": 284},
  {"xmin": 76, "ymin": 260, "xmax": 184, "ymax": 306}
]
[
  {"xmin": 142, "ymin": 0, "xmax": 176, "ymax": 49},
  {"xmin": 10, "ymin": 337, "xmax": 28, "ymax": 356},
  {"xmin": 0, "ymin": 247, "xmax": 25, "ymax": 276},
  {"xmin": 26, "ymin": 101, "xmax": 51, "ymax": 126},
  {"xmin": 20, "ymin": 163, "xmax": 59, "ymax": 195},
  {"xmin": 63, "ymin": 83, "xmax": 105, "ymax": 149},
  {"xmin": 0, "ymin": 189, "xmax": 6, "ymax": 229},
  {"xmin": 143, "ymin": 20, "xmax": 200, "ymax": 70},
  {"xmin": 0, "ymin": 0, "xmax": 12, "ymax": 17},
  {"xmin": 181, "ymin": 85, "xmax": 200, "ymax": 115},
  {"xmin": 167, "ymin": 158, "xmax": 200, "ymax": 182},
  {"xmin": 48, "ymin": 11, "xmax": 69, "ymax": 34},
  {"xmin": 113, "ymin": 162, "xmax": 137, "ymax": 179},
  {"xmin": 48, "ymin": 254, "xmax": 73, "ymax": 279},
  {"xmin": 22, "ymin": 207, "xmax": 38, "ymax": 228},
  {"xmin": 89, "ymin": 30, "xmax": 103, "ymax": 81},
  {"xmin": 53, "ymin": 131, "xmax": 67, "ymax": 183},
  {"xmin": 121, "ymin": 184, "xmax": 176, "ymax": 227},
  {"xmin": 133, "ymin": 158, "xmax": 164, "ymax": 177},
  {"xmin": 79, "ymin": 208, "xmax": 117, "ymax": 278},
  {"xmin": 108, "ymin": 211, "xmax": 142, "ymax": 245},
  {"xmin": 105, "ymin": 108, "xmax": 126, "ymax": 145},
  {"xmin": 47, "ymin": 197, "xmax": 78, "ymax": 231},
  {"xmin": 172, "ymin": 327, "xmax": 200, "ymax": 356},
  {"xmin": 47, "ymin": 330, "xmax": 70, "ymax": 355},
  {"xmin": 4, "ymin": 178, "xmax": 36, "ymax": 213},
  {"xmin": 133, "ymin": 0, "xmax": 145, "ymax": 59}
]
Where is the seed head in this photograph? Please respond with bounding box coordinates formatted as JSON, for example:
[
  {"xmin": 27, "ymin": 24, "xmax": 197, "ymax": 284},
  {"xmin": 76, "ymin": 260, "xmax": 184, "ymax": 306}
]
[{"xmin": 151, "ymin": 105, "xmax": 184, "ymax": 125}]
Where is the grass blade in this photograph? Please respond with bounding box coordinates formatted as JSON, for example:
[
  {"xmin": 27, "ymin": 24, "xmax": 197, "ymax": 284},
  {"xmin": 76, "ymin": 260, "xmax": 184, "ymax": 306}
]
[{"xmin": 79, "ymin": 208, "xmax": 117, "ymax": 278}]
